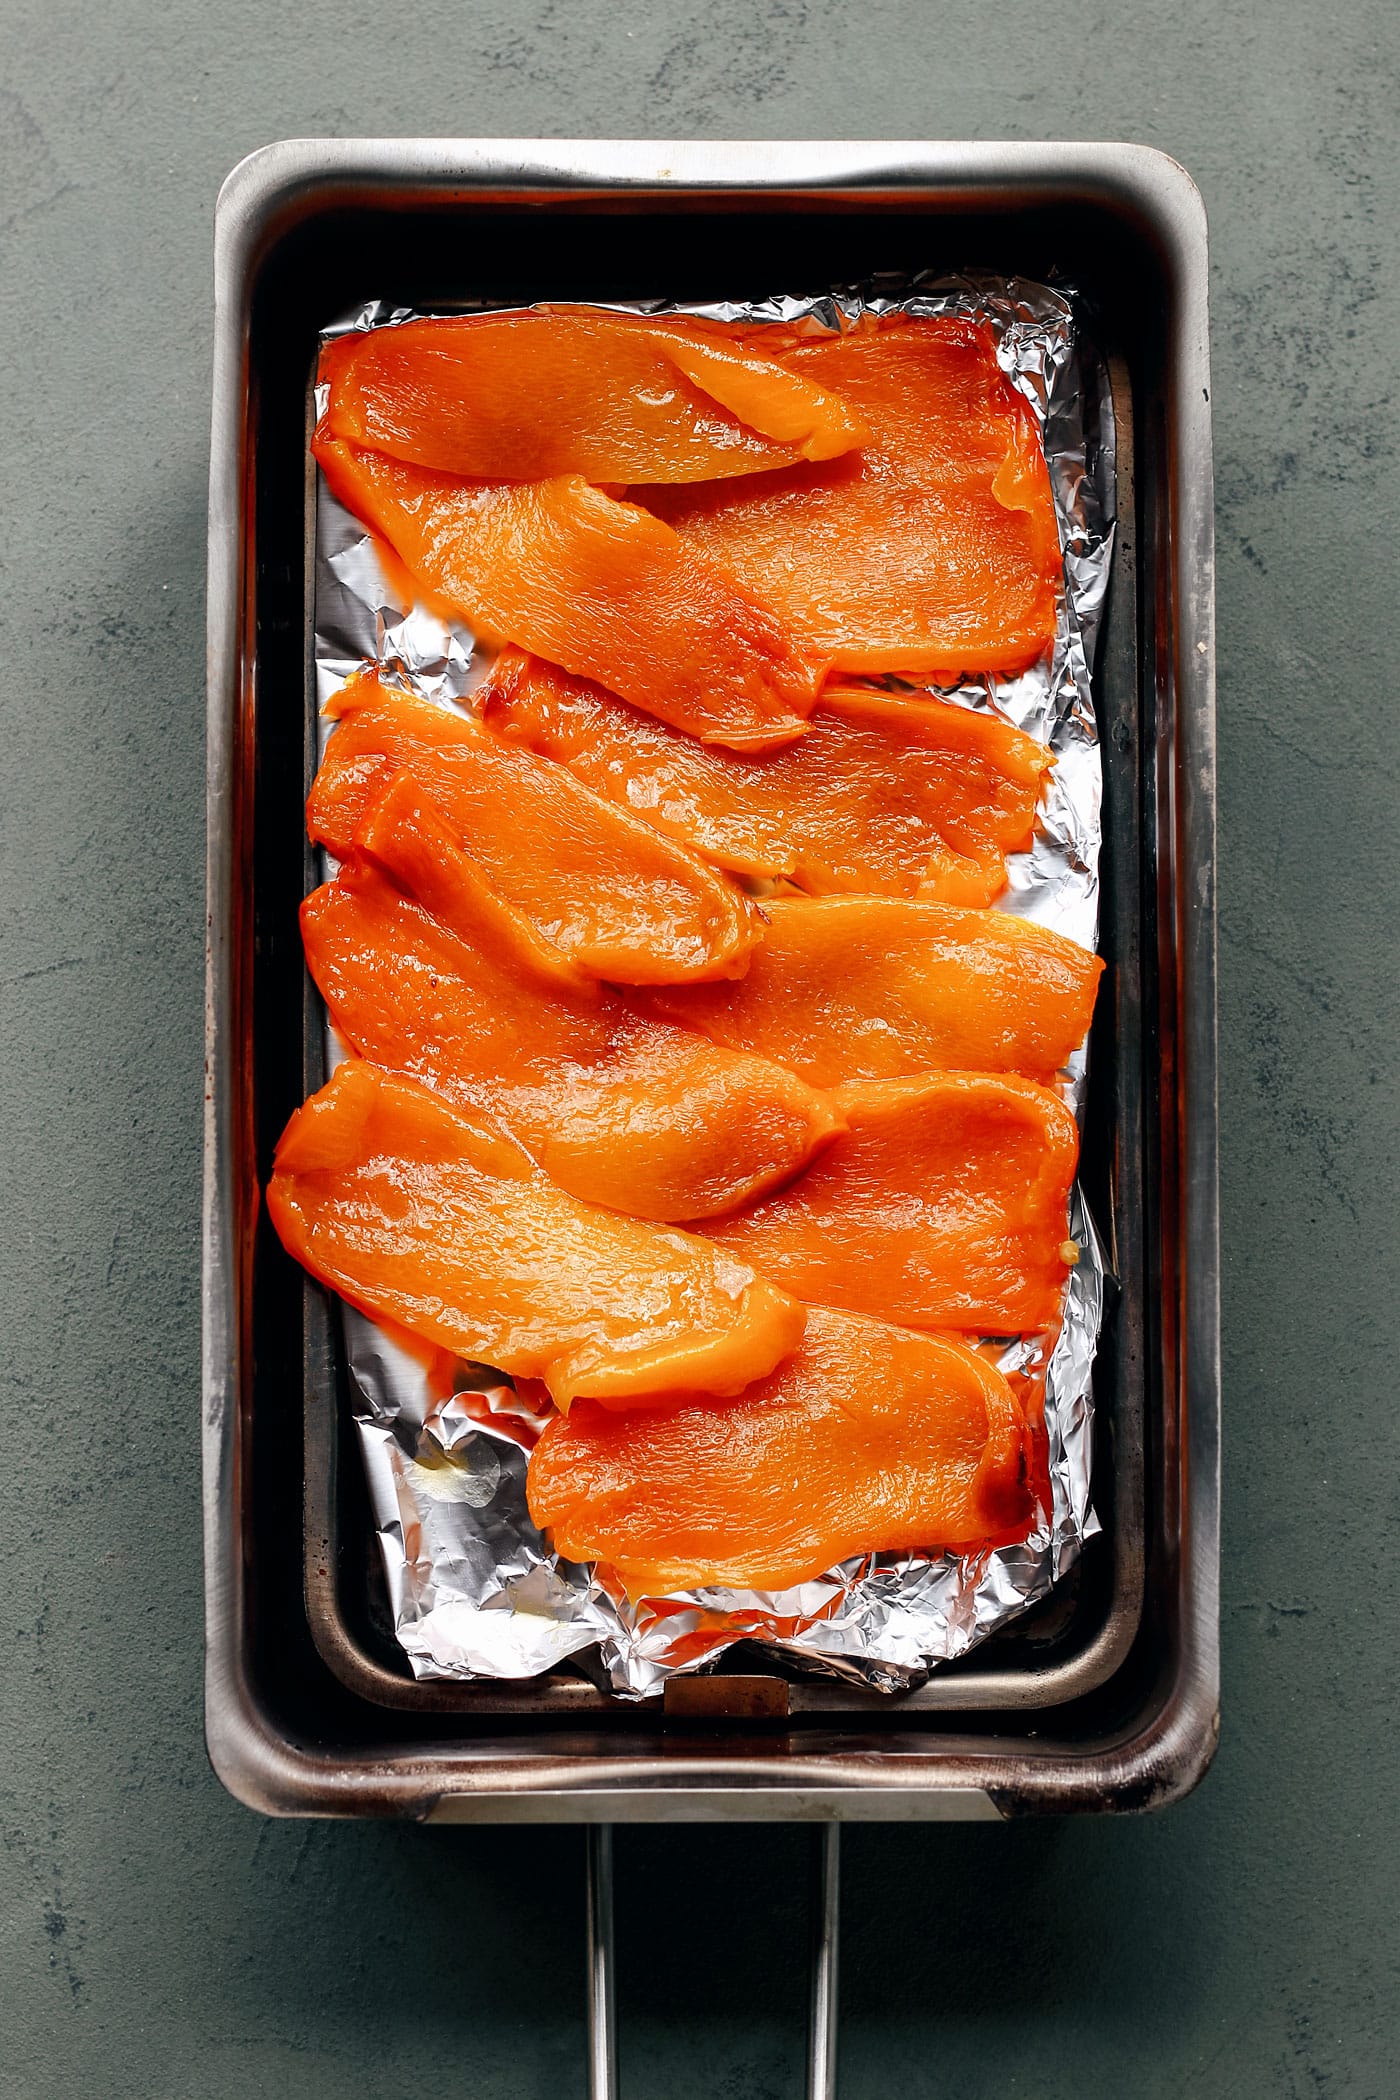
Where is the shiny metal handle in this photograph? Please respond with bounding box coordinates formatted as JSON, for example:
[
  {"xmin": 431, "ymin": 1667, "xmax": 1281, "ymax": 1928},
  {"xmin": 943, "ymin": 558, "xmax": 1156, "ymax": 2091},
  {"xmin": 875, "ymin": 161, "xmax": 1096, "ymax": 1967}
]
[
  {"xmin": 585, "ymin": 1825, "xmax": 617, "ymax": 2100},
  {"xmin": 807, "ymin": 1824, "xmax": 841, "ymax": 2100},
  {"xmin": 583, "ymin": 1820, "xmax": 841, "ymax": 2099}
]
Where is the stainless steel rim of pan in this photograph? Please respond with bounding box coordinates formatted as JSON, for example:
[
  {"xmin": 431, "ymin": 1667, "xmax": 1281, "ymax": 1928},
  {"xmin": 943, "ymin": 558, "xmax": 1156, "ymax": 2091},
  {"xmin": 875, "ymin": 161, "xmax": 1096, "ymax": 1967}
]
[{"xmin": 203, "ymin": 138, "xmax": 1220, "ymax": 1816}]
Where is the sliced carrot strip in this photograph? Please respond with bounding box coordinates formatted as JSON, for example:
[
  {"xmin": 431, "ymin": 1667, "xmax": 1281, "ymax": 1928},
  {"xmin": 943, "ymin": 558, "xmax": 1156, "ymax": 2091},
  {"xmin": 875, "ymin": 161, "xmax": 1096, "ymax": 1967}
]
[
  {"xmin": 526, "ymin": 1305, "xmax": 1035, "ymax": 1593},
  {"xmin": 308, "ymin": 674, "xmax": 763, "ymax": 984},
  {"xmin": 702, "ymin": 1072, "xmax": 1080, "ymax": 1332},
  {"xmin": 312, "ymin": 435, "xmax": 819, "ymax": 750},
  {"xmin": 646, "ymin": 315, "xmax": 1060, "ymax": 678},
  {"xmin": 303, "ymin": 776, "xmax": 843, "ymax": 1222},
  {"xmin": 483, "ymin": 647, "xmax": 1050, "ymax": 905},
  {"xmin": 639, "ymin": 896, "xmax": 1103, "ymax": 1084},
  {"xmin": 319, "ymin": 310, "xmax": 868, "ymax": 482},
  {"xmin": 267, "ymin": 1062, "xmax": 806, "ymax": 1410}
]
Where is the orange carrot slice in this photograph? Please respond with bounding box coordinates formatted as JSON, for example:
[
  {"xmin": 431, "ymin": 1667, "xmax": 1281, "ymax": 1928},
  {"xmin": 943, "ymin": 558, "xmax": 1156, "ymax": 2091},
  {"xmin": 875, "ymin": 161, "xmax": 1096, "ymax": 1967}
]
[
  {"xmin": 313, "ymin": 435, "xmax": 820, "ymax": 750},
  {"xmin": 483, "ymin": 647, "xmax": 1050, "ymax": 905},
  {"xmin": 309, "ymin": 674, "xmax": 763, "ymax": 984},
  {"xmin": 526, "ymin": 1305, "xmax": 1035, "ymax": 1593},
  {"xmin": 646, "ymin": 315, "xmax": 1061, "ymax": 679},
  {"xmin": 303, "ymin": 774, "xmax": 843, "ymax": 1222},
  {"xmin": 319, "ymin": 310, "xmax": 869, "ymax": 482},
  {"xmin": 267, "ymin": 1061, "xmax": 806, "ymax": 1410},
  {"xmin": 701, "ymin": 1072, "xmax": 1080, "ymax": 1332},
  {"xmin": 640, "ymin": 896, "xmax": 1103, "ymax": 1085}
]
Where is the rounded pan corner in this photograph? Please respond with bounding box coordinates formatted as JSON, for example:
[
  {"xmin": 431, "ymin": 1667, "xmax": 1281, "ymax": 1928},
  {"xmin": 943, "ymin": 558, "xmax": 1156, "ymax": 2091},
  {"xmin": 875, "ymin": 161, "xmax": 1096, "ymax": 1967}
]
[
  {"xmin": 203, "ymin": 1653, "xmax": 439, "ymax": 1821},
  {"xmin": 1095, "ymin": 1672, "xmax": 1222, "ymax": 1816},
  {"xmin": 212, "ymin": 137, "xmax": 369, "ymax": 297},
  {"xmin": 1071, "ymin": 144, "xmax": 1212, "ymax": 344},
  {"xmin": 203, "ymin": 1653, "xmax": 337, "ymax": 1819},
  {"xmin": 991, "ymin": 1662, "xmax": 1221, "ymax": 1819},
  {"xmin": 1090, "ymin": 141, "xmax": 1210, "ymax": 243},
  {"xmin": 215, "ymin": 136, "xmax": 334, "ymax": 234},
  {"xmin": 203, "ymin": 1676, "xmax": 317, "ymax": 1819}
]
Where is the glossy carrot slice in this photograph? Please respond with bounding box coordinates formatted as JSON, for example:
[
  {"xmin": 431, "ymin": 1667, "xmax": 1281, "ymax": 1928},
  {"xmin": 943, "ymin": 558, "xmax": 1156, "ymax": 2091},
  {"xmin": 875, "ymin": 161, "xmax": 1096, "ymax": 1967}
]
[
  {"xmin": 646, "ymin": 315, "xmax": 1061, "ymax": 678},
  {"xmin": 312, "ymin": 435, "xmax": 819, "ymax": 750},
  {"xmin": 303, "ymin": 778, "xmax": 843, "ymax": 1222},
  {"xmin": 483, "ymin": 648, "xmax": 1051, "ymax": 906},
  {"xmin": 702, "ymin": 1073, "xmax": 1080, "ymax": 1332},
  {"xmin": 640, "ymin": 896, "xmax": 1103, "ymax": 1084},
  {"xmin": 308, "ymin": 674, "xmax": 763, "ymax": 984},
  {"xmin": 319, "ymin": 311, "xmax": 869, "ymax": 482},
  {"xmin": 526, "ymin": 1305, "xmax": 1035, "ymax": 1593},
  {"xmin": 267, "ymin": 1061, "xmax": 806, "ymax": 1410}
]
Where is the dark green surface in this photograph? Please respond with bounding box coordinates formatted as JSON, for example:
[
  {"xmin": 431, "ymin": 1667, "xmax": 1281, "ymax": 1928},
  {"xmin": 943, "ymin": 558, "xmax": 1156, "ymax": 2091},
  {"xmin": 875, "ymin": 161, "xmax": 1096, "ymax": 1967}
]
[{"xmin": 3, "ymin": 2, "xmax": 1397, "ymax": 2093}]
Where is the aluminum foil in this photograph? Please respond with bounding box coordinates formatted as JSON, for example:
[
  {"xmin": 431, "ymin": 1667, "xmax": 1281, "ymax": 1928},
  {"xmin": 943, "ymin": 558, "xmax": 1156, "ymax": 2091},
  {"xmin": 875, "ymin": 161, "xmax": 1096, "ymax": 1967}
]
[{"xmin": 310, "ymin": 276, "xmax": 1115, "ymax": 1698}]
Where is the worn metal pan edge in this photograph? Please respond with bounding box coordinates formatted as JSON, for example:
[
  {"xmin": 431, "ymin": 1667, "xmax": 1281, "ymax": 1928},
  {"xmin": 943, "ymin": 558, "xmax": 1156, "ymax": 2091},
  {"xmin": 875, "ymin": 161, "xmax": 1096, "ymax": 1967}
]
[{"xmin": 203, "ymin": 138, "xmax": 1218, "ymax": 1820}]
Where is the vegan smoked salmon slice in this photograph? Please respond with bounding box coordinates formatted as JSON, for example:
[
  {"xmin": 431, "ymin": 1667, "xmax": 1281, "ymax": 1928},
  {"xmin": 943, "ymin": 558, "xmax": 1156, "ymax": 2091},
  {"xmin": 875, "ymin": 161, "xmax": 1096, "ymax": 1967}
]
[
  {"xmin": 640, "ymin": 896, "xmax": 1103, "ymax": 1085},
  {"xmin": 267, "ymin": 1061, "xmax": 806, "ymax": 1410},
  {"xmin": 702, "ymin": 1072, "xmax": 1080, "ymax": 1333},
  {"xmin": 312, "ymin": 436, "xmax": 820, "ymax": 750},
  {"xmin": 483, "ymin": 648, "xmax": 1051, "ymax": 906},
  {"xmin": 526, "ymin": 1305, "xmax": 1035, "ymax": 1593},
  {"xmin": 304, "ymin": 776, "xmax": 843, "ymax": 1222},
  {"xmin": 318, "ymin": 310, "xmax": 870, "ymax": 483},
  {"xmin": 309, "ymin": 674, "xmax": 762, "ymax": 983},
  {"xmin": 645, "ymin": 315, "xmax": 1061, "ymax": 678}
]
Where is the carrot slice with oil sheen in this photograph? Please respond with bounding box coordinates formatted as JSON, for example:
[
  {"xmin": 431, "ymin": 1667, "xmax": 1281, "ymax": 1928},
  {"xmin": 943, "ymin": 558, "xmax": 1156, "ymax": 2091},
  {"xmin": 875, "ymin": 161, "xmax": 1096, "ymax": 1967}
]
[
  {"xmin": 701, "ymin": 1072, "xmax": 1080, "ymax": 1333},
  {"xmin": 267, "ymin": 1061, "xmax": 806, "ymax": 1410},
  {"xmin": 525, "ymin": 1305, "xmax": 1035, "ymax": 1593},
  {"xmin": 639, "ymin": 896, "xmax": 1104, "ymax": 1085},
  {"xmin": 482, "ymin": 647, "xmax": 1051, "ymax": 906},
  {"xmin": 645, "ymin": 315, "xmax": 1060, "ymax": 678},
  {"xmin": 302, "ymin": 779, "xmax": 844, "ymax": 1223},
  {"xmin": 318, "ymin": 310, "xmax": 869, "ymax": 483},
  {"xmin": 312, "ymin": 434, "xmax": 819, "ymax": 750},
  {"xmin": 308, "ymin": 674, "xmax": 763, "ymax": 984}
]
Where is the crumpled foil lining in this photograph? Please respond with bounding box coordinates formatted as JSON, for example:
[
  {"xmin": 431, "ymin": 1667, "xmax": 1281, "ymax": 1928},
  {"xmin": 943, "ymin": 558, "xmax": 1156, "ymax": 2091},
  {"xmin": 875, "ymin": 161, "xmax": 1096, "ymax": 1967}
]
[{"xmin": 310, "ymin": 275, "xmax": 1115, "ymax": 1698}]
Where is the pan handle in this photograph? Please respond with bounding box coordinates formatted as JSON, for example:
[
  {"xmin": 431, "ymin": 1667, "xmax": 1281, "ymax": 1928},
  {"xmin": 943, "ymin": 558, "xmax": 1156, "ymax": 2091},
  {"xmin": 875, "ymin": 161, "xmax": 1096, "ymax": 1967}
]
[
  {"xmin": 585, "ymin": 1824, "xmax": 617, "ymax": 2100},
  {"xmin": 807, "ymin": 1824, "xmax": 842, "ymax": 2099},
  {"xmin": 582, "ymin": 1819, "xmax": 842, "ymax": 2098}
]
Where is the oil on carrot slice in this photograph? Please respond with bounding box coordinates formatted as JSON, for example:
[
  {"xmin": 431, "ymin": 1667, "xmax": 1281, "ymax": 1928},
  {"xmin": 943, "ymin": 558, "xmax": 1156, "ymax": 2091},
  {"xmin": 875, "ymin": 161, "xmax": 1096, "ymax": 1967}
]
[
  {"xmin": 319, "ymin": 310, "xmax": 869, "ymax": 482},
  {"xmin": 646, "ymin": 315, "xmax": 1061, "ymax": 678},
  {"xmin": 267, "ymin": 1061, "xmax": 806, "ymax": 1410},
  {"xmin": 312, "ymin": 435, "xmax": 819, "ymax": 750},
  {"xmin": 639, "ymin": 896, "xmax": 1103, "ymax": 1084},
  {"xmin": 483, "ymin": 647, "xmax": 1051, "ymax": 906},
  {"xmin": 308, "ymin": 674, "xmax": 763, "ymax": 984},
  {"xmin": 303, "ymin": 776, "xmax": 844, "ymax": 1222},
  {"xmin": 525, "ymin": 1305, "xmax": 1035, "ymax": 1593},
  {"xmin": 701, "ymin": 1072, "xmax": 1080, "ymax": 1333}
]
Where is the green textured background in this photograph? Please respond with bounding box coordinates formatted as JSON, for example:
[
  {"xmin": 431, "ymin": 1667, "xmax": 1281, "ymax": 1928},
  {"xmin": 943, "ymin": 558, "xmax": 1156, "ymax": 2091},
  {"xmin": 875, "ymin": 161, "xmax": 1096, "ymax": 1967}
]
[{"xmin": 3, "ymin": 2, "xmax": 1397, "ymax": 2093}]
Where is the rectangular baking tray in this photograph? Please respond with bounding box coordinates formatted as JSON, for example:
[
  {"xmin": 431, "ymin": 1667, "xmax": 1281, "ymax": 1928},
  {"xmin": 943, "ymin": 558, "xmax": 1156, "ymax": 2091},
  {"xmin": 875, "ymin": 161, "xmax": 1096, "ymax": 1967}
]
[{"xmin": 204, "ymin": 139, "xmax": 1219, "ymax": 1820}]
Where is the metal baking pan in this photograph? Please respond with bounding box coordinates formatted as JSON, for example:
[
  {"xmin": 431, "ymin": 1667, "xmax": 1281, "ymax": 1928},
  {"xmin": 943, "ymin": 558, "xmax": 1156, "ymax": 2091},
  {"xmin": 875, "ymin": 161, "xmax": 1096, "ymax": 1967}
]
[
  {"xmin": 204, "ymin": 139, "xmax": 1218, "ymax": 1820},
  {"xmin": 299, "ymin": 350, "xmax": 1139, "ymax": 1719}
]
